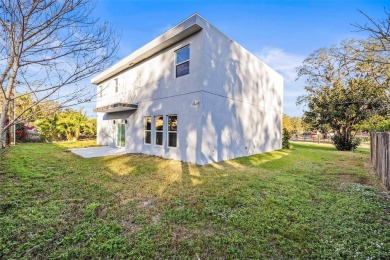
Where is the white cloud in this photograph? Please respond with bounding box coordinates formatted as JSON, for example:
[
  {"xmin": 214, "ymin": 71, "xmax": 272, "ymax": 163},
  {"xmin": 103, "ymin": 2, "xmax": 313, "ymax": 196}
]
[
  {"xmin": 256, "ymin": 47, "xmax": 304, "ymax": 82},
  {"xmin": 256, "ymin": 48, "xmax": 307, "ymax": 117}
]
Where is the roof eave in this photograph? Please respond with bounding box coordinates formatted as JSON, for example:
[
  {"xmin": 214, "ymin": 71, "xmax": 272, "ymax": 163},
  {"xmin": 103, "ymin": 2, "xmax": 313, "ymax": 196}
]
[
  {"xmin": 93, "ymin": 103, "xmax": 138, "ymax": 113},
  {"xmin": 91, "ymin": 16, "xmax": 203, "ymax": 85}
]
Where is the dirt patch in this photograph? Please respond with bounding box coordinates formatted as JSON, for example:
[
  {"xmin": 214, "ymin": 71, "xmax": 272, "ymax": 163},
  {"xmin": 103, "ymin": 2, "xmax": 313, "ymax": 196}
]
[
  {"xmin": 120, "ymin": 198, "xmax": 133, "ymax": 206},
  {"xmin": 199, "ymin": 226, "xmax": 216, "ymax": 236},
  {"xmin": 339, "ymin": 174, "xmax": 359, "ymax": 184},
  {"xmin": 25, "ymin": 244, "xmax": 40, "ymax": 257},
  {"xmin": 170, "ymin": 224, "xmax": 216, "ymax": 249},
  {"xmin": 151, "ymin": 214, "xmax": 160, "ymax": 225},
  {"xmin": 339, "ymin": 174, "xmax": 372, "ymax": 186},
  {"xmin": 0, "ymin": 202, "xmax": 16, "ymax": 214},
  {"xmin": 171, "ymin": 225, "xmax": 192, "ymax": 250},
  {"xmin": 137, "ymin": 200, "xmax": 154, "ymax": 209},
  {"xmin": 94, "ymin": 205, "xmax": 107, "ymax": 218},
  {"xmin": 115, "ymin": 193, "xmax": 134, "ymax": 206},
  {"xmin": 122, "ymin": 221, "xmax": 139, "ymax": 234},
  {"xmin": 115, "ymin": 192, "xmax": 137, "ymax": 206}
]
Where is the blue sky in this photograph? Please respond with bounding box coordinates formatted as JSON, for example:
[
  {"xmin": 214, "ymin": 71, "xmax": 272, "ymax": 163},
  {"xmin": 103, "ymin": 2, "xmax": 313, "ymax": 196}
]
[{"xmin": 81, "ymin": 0, "xmax": 388, "ymax": 117}]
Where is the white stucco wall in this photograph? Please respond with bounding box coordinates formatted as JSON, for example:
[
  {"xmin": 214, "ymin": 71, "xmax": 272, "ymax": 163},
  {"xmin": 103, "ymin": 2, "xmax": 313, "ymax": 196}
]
[
  {"xmin": 95, "ymin": 32, "xmax": 203, "ymax": 108},
  {"xmin": 94, "ymin": 14, "xmax": 283, "ymax": 165},
  {"xmin": 197, "ymin": 18, "xmax": 283, "ymax": 164},
  {"xmin": 96, "ymin": 27, "xmax": 205, "ymax": 164}
]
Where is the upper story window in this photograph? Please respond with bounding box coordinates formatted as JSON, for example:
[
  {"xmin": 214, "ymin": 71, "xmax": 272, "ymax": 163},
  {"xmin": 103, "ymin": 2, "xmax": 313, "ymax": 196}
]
[
  {"xmin": 175, "ymin": 46, "xmax": 190, "ymax": 78},
  {"xmin": 99, "ymin": 85, "xmax": 102, "ymax": 98},
  {"xmin": 114, "ymin": 78, "xmax": 119, "ymax": 93}
]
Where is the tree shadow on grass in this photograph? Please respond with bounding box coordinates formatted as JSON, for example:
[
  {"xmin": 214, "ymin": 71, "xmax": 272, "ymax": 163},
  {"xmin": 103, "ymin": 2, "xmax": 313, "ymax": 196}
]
[{"xmin": 291, "ymin": 142, "xmax": 337, "ymax": 152}]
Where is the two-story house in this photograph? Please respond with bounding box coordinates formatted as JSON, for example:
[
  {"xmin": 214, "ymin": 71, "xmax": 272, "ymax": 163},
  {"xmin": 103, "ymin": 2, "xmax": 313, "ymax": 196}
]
[{"xmin": 92, "ymin": 14, "xmax": 283, "ymax": 165}]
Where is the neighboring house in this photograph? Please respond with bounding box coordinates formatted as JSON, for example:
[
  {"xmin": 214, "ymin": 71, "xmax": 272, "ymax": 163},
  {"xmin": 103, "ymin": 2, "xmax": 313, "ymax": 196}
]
[{"xmin": 92, "ymin": 14, "xmax": 283, "ymax": 165}]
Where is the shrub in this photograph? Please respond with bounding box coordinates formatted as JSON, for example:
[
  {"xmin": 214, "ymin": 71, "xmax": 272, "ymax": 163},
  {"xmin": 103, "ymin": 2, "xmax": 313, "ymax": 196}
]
[
  {"xmin": 15, "ymin": 122, "xmax": 28, "ymax": 141},
  {"xmin": 282, "ymin": 128, "xmax": 291, "ymax": 149},
  {"xmin": 331, "ymin": 134, "xmax": 361, "ymax": 151},
  {"xmin": 34, "ymin": 109, "xmax": 96, "ymax": 142}
]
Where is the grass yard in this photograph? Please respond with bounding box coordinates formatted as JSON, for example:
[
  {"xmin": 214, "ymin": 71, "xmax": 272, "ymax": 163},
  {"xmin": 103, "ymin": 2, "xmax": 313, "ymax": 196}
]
[{"xmin": 1, "ymin": 141, "xmax": 389, "ymax": 258}]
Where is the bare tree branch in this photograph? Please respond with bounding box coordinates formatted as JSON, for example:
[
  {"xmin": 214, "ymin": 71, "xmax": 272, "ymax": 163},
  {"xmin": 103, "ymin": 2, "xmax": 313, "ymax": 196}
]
[{"xmin": 0, "ymin": 0, "xmax": 120, "ymax": 150}]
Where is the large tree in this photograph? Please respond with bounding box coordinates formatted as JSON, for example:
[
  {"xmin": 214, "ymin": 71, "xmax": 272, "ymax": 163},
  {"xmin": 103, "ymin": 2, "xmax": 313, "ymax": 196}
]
[
  {"xmin": 297, "ymin": 39, "xmax": 389, "ymax": 150},
  {"xmin": 297, "ymin": 38, "xmax": 389, "ymax": 91},
  {"xmin": 0, "ymin": 0, "xmax": 118, "ymax": 150},
  {"xmin": 301, "ymin": 78, "xmax": 388, "ymax": 150},
  {"xmin": 354, "ymin": 9, "xmax": 390, "ymax": 54},
  {"xmin": 351, "ymin": 10, "xmax": 390, "ymax": 90}
]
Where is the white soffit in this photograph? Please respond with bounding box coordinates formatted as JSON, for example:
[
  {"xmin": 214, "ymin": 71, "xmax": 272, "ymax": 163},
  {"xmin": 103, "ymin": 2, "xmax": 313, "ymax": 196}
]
[{"xmin": 91, "ymin": 16, "xmax": 203, "ymax": 84}]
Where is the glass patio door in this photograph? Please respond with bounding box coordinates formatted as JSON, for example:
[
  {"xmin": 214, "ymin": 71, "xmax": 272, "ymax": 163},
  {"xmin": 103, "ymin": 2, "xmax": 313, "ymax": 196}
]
[{"xmin": 116, "ymin": 123, "xmax": 125, "ymax": 147}]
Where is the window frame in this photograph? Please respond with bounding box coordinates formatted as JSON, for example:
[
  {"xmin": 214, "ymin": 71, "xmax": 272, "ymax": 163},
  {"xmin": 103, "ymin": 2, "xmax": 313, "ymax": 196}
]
[
  {"xmin": 99, "ymin": 85, "xmax": 103, "ymax": 98},
  {"xmin": 144, "ymin": 116, "xmax": 152, "ymax": 145},
  {"xmin": 154, "ymin": 115, "xmax": 164, "ymax": 146},
  {"xmin": 114, "ymin": 78, "xmax": 118, "ymax": 93},
  {"xmin": 167, "ymin": 114, "xmax": 178, "ymax": 148},
  {"xmin": 175, "ymin": 45, "xmax": 190, "ymax": 78}
]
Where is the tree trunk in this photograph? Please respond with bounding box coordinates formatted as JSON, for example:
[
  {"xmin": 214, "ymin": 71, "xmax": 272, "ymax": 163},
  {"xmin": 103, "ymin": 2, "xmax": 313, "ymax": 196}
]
[
  {"xmin": 0, "ymin": 108, "xmax": 9, "ymax": 150},
  {"xmin": 0, "ymin": 64, "xmax": 20, "ymax": 152}
]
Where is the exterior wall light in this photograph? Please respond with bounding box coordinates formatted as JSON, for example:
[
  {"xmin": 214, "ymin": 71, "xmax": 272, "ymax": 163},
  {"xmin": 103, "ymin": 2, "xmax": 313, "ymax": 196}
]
[{"xmin": 192, "ymin": 100, "xmax": 200, "ymax": 105}]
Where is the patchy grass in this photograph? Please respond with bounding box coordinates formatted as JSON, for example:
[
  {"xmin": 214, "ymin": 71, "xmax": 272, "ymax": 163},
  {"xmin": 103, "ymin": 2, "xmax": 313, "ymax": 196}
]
[
  {"xmin": 0, "ymin": 141, "xmax": 389, "ymax": 258},
  {"xmin": 55, "ymin": 139, "xmax": 98, "ymax": 149}
]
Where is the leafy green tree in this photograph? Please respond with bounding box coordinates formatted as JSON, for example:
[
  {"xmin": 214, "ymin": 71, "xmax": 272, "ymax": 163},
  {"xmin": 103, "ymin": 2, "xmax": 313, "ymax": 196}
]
[
  {"xmin": 297, "ymin": 39, "xmax": 389, "ymax": 91},
  {"xmin": 297, "ymin": 38, "xmax": 389, "ymax": 150},
  {"xmin": 354, "ymin": 10, "xmax": 390, "ymax": 63},
  {"xmin": 56, "ymin": 110, "xmax": 89, "ymax": 141},
  {"xmin": 282, "ymin": 128, "xmax": 291, "ymax": 149},
  {"xmin": 83, "ymin": 118, "xmax": 97, "ymax": 138},
  {"xmin": 301, "ymin": 79, "xmax": 387, "ymax": 150},
  {"xmin": 356, "ymin": 114, "xmax": 390, "ymax": 132},
  {"xmin": 283, "ymin": 115, "xmax": 310, "ymax": 134},
  {"xmin": 291, "ymin": 117, "xmax": 312, "ymax": 134},
  {"xmin": 34, "ymin": 115, "xmax": 59, "ymax": 142},
  {"xmin": 34, "ymin": 109, "xmax": 96, "ymax": 142},
  {"xmin": 15, "ymin": 93, "xmax": 60, "ymax": 123},
  {"xmin": 282, "ymin": 114, "xmax": 292, "ymax": 132}
]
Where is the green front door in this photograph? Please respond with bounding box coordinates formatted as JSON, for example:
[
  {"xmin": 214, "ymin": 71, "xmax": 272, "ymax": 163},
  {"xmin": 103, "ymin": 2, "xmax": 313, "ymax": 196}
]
[{"xmin": 116, "ymin": 123, "xmax": 125, "ymax": 147}]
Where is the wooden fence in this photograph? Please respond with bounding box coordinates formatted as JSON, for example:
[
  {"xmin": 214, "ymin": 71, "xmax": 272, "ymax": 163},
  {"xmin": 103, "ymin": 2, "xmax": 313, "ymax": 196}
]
[{"xmin": 370, "ymin": 132, "xmax": 390, "ymax": 190}]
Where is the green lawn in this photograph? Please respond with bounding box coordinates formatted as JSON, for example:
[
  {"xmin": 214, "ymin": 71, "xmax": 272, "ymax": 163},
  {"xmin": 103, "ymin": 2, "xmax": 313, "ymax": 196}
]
[{"xmin": 0, "ymin": 141, "xmax": 389, "ymax": 258}]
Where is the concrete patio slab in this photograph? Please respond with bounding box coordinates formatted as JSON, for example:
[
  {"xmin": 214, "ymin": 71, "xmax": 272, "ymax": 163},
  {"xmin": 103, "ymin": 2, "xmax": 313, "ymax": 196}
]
[{"xmin": 69, "ymin": 146, "xmax": 128, "ymax": 158}]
